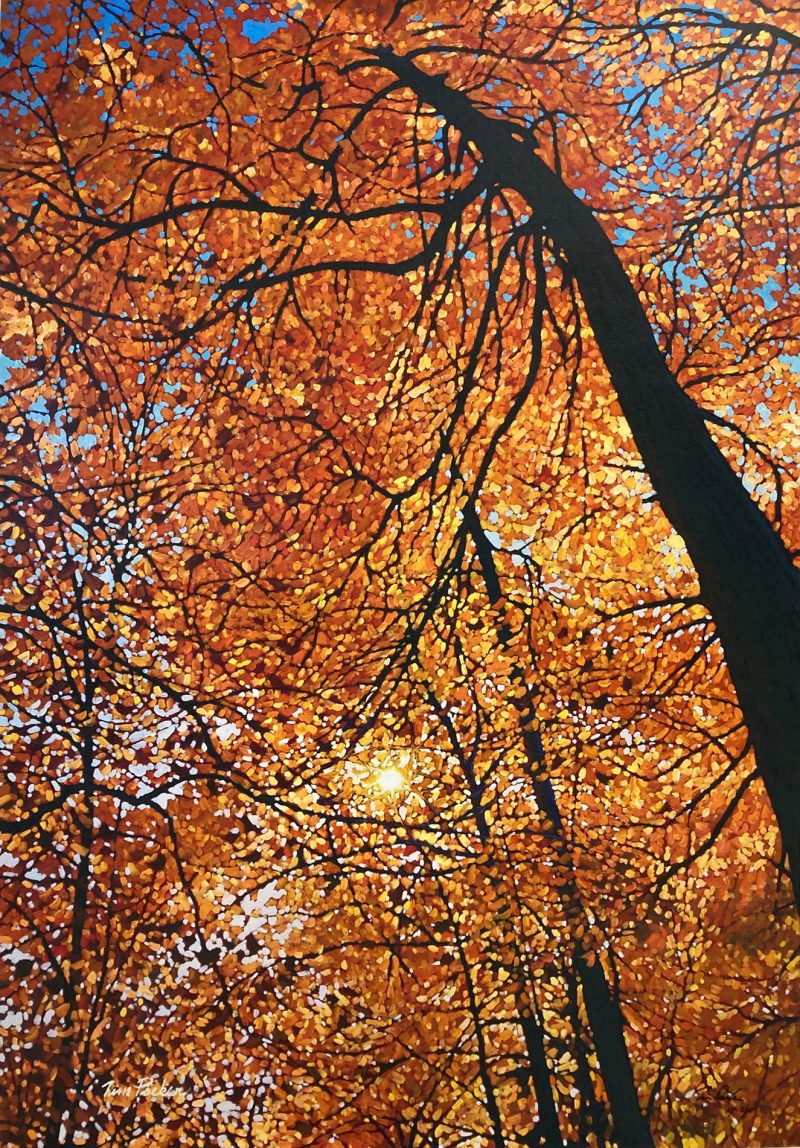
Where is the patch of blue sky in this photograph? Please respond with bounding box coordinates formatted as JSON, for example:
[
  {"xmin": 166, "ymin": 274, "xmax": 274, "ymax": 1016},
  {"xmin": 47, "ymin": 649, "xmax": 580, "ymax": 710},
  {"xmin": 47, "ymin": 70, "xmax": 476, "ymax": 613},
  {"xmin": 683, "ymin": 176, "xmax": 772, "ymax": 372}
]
[
  {"xmin": 27, "ymin": 394, "xmax": 50, "ymax": 423},
  {"xmin": 619, "ymin": 75, "xmax": 665, "ymax": 118},
  {"xmin": 756, "ymin": 402, "xmax": 771, "ymax": 424},
  {"xmin": 758, "ymin": 277, "xmax": 781, "ymax": 312},
  {"xmin": 484, "ymin": 527, "xmax": 502, "ymax": 549},
  {"xmin": 242, "ymin": 11, "xmax": 291, "ymax": 42}
]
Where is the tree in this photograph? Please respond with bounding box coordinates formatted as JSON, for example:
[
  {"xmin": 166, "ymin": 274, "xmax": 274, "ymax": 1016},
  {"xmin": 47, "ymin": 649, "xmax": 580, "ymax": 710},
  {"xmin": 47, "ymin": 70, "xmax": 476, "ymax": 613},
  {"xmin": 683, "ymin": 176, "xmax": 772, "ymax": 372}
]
[{"xmin": 368, "ymin": 40, "xmax": 800, "ymax": 906}]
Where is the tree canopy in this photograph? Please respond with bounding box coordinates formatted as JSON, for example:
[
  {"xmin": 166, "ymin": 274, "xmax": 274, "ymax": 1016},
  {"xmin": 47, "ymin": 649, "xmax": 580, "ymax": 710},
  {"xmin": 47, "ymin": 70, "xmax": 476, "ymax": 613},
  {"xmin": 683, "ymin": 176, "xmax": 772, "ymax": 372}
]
[{"xmin": 1, "ymin": 1, "xmax": 799, "ymax": 1146}]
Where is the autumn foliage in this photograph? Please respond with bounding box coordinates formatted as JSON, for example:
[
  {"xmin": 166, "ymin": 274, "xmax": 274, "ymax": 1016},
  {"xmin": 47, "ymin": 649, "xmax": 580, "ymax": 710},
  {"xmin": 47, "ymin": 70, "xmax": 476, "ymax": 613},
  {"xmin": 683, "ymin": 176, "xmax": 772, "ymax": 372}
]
[{"xmin": 1, "ymin": 1, "xmax": 799, "ymax": 1145}]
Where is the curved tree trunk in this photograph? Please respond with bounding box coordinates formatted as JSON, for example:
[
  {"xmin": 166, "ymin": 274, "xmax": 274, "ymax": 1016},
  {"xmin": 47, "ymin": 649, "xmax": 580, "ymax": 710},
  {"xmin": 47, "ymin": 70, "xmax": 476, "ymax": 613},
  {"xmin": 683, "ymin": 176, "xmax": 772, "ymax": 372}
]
[{"xmin": 375, "ymin": 49, "xmax": 800, "ymax": 906}]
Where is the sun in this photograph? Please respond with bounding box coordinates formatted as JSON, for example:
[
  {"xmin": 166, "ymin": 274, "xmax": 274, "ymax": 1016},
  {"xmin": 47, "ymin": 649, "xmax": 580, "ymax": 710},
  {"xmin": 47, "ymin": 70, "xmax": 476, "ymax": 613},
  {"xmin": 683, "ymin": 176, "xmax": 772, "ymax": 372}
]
[{"xmin": 374, "ymin": 764, "xmax": 407, "ymax": 795}]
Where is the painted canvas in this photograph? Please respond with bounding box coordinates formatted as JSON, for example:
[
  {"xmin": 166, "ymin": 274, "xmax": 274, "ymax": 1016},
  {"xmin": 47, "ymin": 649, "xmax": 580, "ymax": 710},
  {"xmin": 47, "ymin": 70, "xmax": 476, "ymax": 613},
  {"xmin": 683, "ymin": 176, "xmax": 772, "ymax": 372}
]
[{"xmin": 1, "ymin": 1, "xmax": 798, "ymax": 1145}]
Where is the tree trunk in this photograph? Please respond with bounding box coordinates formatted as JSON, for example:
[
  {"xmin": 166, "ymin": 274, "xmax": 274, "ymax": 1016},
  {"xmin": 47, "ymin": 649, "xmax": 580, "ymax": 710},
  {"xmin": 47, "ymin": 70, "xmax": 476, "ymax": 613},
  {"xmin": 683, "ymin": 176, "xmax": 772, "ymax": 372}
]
[
  {"xmin": 465, "ymin": 505, "xmax": 654, "ymax": 1148},
  {"xmin": 430, "ymin": 692, "xmax": 565, "ymax": 1144},
  {"xmin": 375, "ymin": 49, "xmax": 800, "ymax": 906},
  {"xmin": 520, "ymin": 1007, "xmax": 564, "ymax": 1148}
]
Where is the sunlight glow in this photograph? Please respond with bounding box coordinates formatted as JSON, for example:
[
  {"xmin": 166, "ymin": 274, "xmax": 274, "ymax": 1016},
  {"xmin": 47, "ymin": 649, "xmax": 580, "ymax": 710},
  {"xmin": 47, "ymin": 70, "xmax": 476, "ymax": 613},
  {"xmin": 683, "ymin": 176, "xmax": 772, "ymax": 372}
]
[{"xmin": 374, "ymin": 765, "xmax": 407, "ymax": 795}]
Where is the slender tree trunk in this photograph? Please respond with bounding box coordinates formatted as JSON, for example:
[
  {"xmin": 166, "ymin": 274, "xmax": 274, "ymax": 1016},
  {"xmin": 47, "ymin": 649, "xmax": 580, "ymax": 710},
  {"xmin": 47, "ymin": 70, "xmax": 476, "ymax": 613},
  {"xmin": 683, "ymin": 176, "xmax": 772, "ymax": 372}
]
[
  {"xmin": 463, "ymin": 503, "xmax": 654, "ymax": 1148},
  {"xmin": 432, "ymin": 694, "xmax": 564, "ymax": 1145},
  {"xmin": 519, "ymin": 1006, "xmax": 564, "ymax": 1148},
  {"xmin": 374, "ymin": 49, "xmax": 800, "ymax": 906},
  {"xmin": 564, "ymin": 960, "xmax": 609, "ymax": 1148},
  {"xmin": 46, "ymin": 592, "xmax": 97, "ymax": 1148},
  {"xmin": 44, "ymin": 738, "xmax": 94, "ymax": 1148},
  {"xmin": 439, "ymin": 879, "xmax": 508, "ymax": 1148}
]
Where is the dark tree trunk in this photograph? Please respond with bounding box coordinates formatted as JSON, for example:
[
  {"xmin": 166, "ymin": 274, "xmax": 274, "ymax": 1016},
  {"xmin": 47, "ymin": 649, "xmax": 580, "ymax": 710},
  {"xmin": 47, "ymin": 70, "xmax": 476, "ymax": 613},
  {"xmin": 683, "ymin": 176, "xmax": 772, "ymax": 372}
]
[
  {"xmin": 520, "ymin": 1007, "xmax": 564, "ymax": 1148},
  {"xmin": 430, "ymin": 689, "xmax": 564, "ymax": 1144},
  {"xmin": 465, "ymin": 505, "xmax": 654, "ymax": 1148},
  {"xmin": 375, "ymin": 49, "xmax": 800, "ymax": 907}
]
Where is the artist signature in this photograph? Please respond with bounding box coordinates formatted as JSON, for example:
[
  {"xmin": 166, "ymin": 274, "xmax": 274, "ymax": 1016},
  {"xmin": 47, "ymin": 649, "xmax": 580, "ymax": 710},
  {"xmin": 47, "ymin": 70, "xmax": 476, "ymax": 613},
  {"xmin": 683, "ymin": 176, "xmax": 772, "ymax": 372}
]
[{"xmin": 102, "ymin": 1076, "xmax": 187, "ymax": 1102}]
